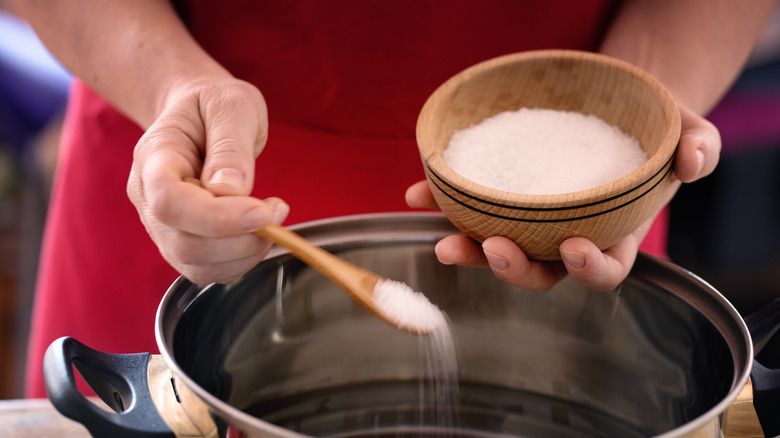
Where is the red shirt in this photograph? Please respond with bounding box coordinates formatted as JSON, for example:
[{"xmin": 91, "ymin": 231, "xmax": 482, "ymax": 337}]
[{"xmin": 26, "ymin": 0, "xmax": 670, "ymax": 398}]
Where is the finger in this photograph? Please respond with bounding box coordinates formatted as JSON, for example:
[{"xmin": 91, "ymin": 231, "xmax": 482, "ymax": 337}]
[
  {"xmin": 434, "ymin": 235, "xmax": 487, "ymax": 267},
  {"xmin": 482, "ymin": 236, "xmax": 567, "ymax": 292},
  {"xmin": 147, "ymin": 174, "xmax": 289, "ymax": 237},
  {"xmin": 200, "ymin": 84, "xmax": 269, "ymax": 196},
  {"xmin": 673, "ymin": 106, "xmax": 721, "ymax": 183},
  {"xmin": 405, "ymin": 180, "xmax": 440, "ymax": 210},
  {"xmin": 179, "ymin": 251, "xmax": 270, "ymax": 285},
  {"xmin": 162, "ymin": 212, "xmax": 282, "ymax": 268},
  {"xmin": 559, "ymin": 237, "xmax": 637, "ymax": 292}
]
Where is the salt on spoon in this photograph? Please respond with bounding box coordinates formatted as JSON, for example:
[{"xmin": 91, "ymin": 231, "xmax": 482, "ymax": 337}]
[
  {"xmin": 184, "ymin": 177, "xmax": 444, "ymax": 335},
  {"xmin": 372, "ymin": 279, "xmax": 446, "ymax": 334}
]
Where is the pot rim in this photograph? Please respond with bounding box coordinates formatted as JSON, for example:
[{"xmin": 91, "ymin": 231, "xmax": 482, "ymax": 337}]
[{"xmin": 631, "ymin": 254, "xmax": 753, "ymax": 437}]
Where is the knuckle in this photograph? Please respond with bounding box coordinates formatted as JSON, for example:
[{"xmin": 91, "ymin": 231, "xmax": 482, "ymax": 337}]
[
  {"xmin": 180, "ymin": 268, "xmax": 217, "ymax": 286},
  {"xmin": 524, "ymin": 279, "xmax": 557, "ymax": 293},
  {"xmin": 126, "ymin": 175, "xmax": 142, "ymax": 205},
  {"xmin": 207, "ymin": 139, "xmax": 244, "ymax": 161},
  {"xmin": 494, "ymin": 270, "xmax": 555, "ymax": 293},
  {"xmin": 148, "ymin": 191, "xmax": 178, "ymax": 225},
  {"xmin": 577, "ymin": 270, "xmax": 623, "ymax": 293},
  {"xmin": 169, "ymin": 238, "xmax": 209, "ymax": 266}
]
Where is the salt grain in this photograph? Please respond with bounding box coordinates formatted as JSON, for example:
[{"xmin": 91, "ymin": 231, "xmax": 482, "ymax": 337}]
[
  {"xmin": 443, "ymin": 108, "xmax": 647, "ymax": 194},
  {"xmin": 372, "ymin": 279, "xmax": 446, "ymax": 334},
  {"xmin": 372, "ymin": 279, "xmax": 460, "ymax": 429}
]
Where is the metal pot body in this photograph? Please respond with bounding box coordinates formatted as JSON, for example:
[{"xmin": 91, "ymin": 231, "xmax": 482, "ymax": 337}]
[{"xmin": 153, "ymin": 213, "xmax": 751, "ymax": 438}]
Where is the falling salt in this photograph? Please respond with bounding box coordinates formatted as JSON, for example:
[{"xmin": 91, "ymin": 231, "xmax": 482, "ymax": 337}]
[
  {"xmin": 443, "ymin": 108, "xmax": 647, "ymax": 194},
  {"xmin": 418, "ymin": 316, "xmax": 460, "ymax": 432},
  {"xmin": 371, "ymin": 279, "xmax": 460, "ymax": 431},
  {"xmin": 372, "ymin": 279, "xmax": 446, "ymax": 334}
]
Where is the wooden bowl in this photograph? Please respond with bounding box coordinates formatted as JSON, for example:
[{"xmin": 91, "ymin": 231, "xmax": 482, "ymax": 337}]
[{"xmin": 416, "ymin": 50, "xmax": 681, "ymax": 261}]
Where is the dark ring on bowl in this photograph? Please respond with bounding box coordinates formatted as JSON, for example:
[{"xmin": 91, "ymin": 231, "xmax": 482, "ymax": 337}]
[{"xmin": 425, "ymin": 154, "xmax": 673, "ymax": 223}]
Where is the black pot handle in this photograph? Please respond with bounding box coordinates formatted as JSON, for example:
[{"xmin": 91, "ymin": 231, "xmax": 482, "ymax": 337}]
[
  {"xmin": 43, "ymin": 336, "xmax": 174, "ymax": 438},
  {"xmin": 744, "ymin": 298, "xmax": 780, "ymax": 438},
  {"xmin": 744, "ymin": 298, "xmax": 780, "ymax": 353}
]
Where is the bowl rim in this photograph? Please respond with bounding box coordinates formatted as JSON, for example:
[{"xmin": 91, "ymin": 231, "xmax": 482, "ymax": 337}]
[{"xmin": 416, "ymin": 49, "xmax": 681, "ymax": 209}]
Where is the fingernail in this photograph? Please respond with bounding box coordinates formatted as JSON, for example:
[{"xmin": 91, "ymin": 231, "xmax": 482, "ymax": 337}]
[
  {"xmin": 484, "ymin": 251, "xmax": 508, "ymax": 271},
  {"xmin": 242, "ymin": 206, "xmax": 268, "ymax": 231},
  {"xmin": 209, "ymin": 168, "xmax": 244, "ymax": 188},
  {"xmin": 696, "ymin": 149, "xmax": 705, "ymax": 176},
  {"xmin": 561, "ymin": 250, "xmax": 585, "ymax": 269},
  {"xmin": 271, "ymin": 202, "xmax": 289, "ymax": 224}
]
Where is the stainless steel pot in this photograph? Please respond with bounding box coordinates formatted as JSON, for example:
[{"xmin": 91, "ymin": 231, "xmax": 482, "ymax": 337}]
[{"xmin": 44, "ymin": 213, "xmax": 760, "ymax": 437}]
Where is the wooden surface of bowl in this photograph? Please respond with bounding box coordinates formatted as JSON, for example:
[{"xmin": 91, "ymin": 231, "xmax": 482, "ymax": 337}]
[{"xmin": 417, "ymin": 50, "xmax": 680, "ymax": 260}]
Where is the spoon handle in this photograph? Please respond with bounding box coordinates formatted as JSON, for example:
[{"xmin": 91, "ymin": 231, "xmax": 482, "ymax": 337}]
[{"xmin": 255, "ymin": 223, "xmax": 380, "ymax": 307}]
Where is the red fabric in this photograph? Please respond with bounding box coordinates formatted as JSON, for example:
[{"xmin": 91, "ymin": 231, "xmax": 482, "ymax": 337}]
[
  {"xmin": 25, "ymin": 1, "xmax": 652, "ymax": 398},
  {"xmin": 25, "ymin": 83, "xmax": 177, "ymax": 397},
  {"xmin": 643, "ymin": 206, "xmax": 669, "ymax": 259},
  {"xmin": 187, "ymin": 0, "xmax": 615, "ymax": 139}
]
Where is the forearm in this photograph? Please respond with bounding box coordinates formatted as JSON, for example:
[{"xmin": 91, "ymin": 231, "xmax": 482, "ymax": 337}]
[
  {"xmin": 13, "ymin": 0, "xmax": 232, "ymax": 129},
  {"xmin": 600, "ymin": 0, "xmax": 776, "ymax": 114}
]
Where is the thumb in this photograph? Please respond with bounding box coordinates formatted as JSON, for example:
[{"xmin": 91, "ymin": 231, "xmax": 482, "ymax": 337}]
[
  {"xmin": 201, "ymin": 130, "xmax": 264, "ymax": 197},
  {"xmin": 199, "ymin": 83, "xmax": 269, "ymax": 196},
  {"xmin": 204, "ymin": 162, "xmax": 254, "ymax": 196}
]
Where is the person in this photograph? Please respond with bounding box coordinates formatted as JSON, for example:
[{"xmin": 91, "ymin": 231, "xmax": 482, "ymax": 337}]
[{"xmin": 14, "ymin": 0, "xmax": 774, "ymax": 398}]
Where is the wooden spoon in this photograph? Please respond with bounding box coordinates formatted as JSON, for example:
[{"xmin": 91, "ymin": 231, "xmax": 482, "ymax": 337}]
[{"xmin": 183, "ymin": 178, "xmax": 441, "ymax": 334}]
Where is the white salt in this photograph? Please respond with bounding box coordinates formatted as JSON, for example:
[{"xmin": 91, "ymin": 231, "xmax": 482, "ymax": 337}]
[
  {"xmin": 371, "ymin": 280, "xmax": 460, "ymax": 429},
  {"xmin": 418, "ymin": 317, "xmax": 460, "ymax": 430},
  {"xmin": 443, "ymin": 108, "xmax": 647, "ymax": 194},
  {"xmin": 372, "ymin": 279, "xmax": 446, "ymax": 334}
]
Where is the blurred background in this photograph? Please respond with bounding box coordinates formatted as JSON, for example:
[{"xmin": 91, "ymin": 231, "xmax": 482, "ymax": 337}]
[
  {"xmin": 669, "ymin": 6, "xmax": 780, "ymax": 315},
  {"xmin": 0, "ymin": 3, "xmax": 72, "ymax": 399},
  {"xmin": 0, "ymin": 5, "xmax": 778, "ymax": 400}
]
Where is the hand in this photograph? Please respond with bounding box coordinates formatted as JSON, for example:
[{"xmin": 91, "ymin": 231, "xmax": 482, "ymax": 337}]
[
  {"xmin": 126, "ymin": 78, "xmax": 289, "ymax": 285},
  {"xmin": 406, "ymin": 103, "xmax": 720, "ymax": 292}
]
